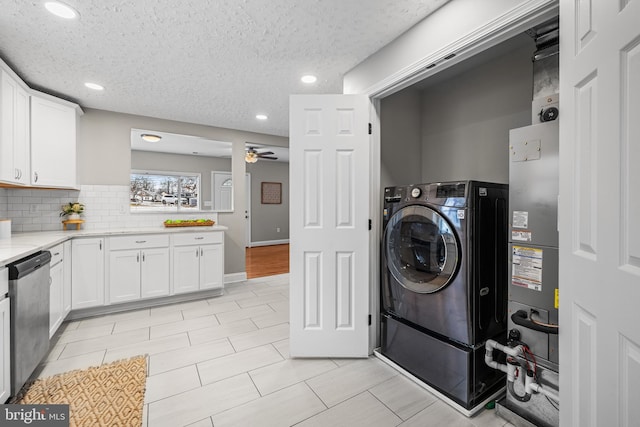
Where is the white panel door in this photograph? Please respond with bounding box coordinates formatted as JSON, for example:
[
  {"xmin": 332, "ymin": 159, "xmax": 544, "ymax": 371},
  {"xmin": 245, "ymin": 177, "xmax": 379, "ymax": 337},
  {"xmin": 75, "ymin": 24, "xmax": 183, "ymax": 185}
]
[
  {"xmin": 559, "ymin": 2, "xmax": 640, "ymax": 426},
  {"xmin": 173, "ymin": 245, "xmax": 200, "ymax": 294},
  {"xmin": 289, "ymin": 94, "xmax": 370, "ymax": 357},
  {"xmin": 108, "ymin": 249, "xmax": 141, "ymax": 304},
  {"xmin": 200, "ymin": 244, "xmax": 223, "ymax": 290},
  {"xmin": 141, "ymin": 248, "xmax": 170, "ymax": 298}
]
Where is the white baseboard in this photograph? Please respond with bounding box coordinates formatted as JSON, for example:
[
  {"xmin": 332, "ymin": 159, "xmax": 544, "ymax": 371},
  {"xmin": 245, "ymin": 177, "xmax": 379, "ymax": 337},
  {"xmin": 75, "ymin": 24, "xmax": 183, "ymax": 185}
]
[
  {"xmin": 224, "ymin": 272, "xmax": 247, "ymax": 284},
  {"xmin": 248, "ymin": 239, "xmax": 289, "ymax": 247}
]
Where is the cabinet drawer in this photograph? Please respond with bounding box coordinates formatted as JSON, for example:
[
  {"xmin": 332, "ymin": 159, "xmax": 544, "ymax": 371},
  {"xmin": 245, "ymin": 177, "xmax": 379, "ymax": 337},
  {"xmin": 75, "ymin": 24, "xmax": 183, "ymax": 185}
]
[
  {"xmin": 48, "ymin": 243, "xmax": 64, "ymax": 266},
  {"xmin": 109, "ymin": 234, "xmax": 169, "ymax": 250},
  {"xmin": 172, "ymin": 232, "xmax": 223, "ymax": 246}
]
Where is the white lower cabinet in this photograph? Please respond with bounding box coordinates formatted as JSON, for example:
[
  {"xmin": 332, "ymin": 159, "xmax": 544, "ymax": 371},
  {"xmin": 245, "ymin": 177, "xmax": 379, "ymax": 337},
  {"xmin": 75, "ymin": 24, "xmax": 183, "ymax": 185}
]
[
  {"xmin": 172, "ymin": 232, "xmax": 224, "ymax": 294},
  {"xmin": 48, "ymin": 244, "xmax": 64, "ymax": 338},
  {"xmin": 0, "ymin": 267, "xmax": 10, "ymax": 403},
  {"xmin": 108, "ymin": 234, "xmax": 170, "ymax": 304},
  {"xmin": 71, "ymin": 238, "xmax": 105, "ymax": 309}
]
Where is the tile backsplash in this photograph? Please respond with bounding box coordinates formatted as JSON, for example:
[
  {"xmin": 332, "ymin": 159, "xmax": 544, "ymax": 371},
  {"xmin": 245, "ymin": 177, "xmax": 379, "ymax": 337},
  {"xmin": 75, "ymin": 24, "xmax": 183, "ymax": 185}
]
[{"xmin": 0, "ymin": 185, "xmax": 217, "ymax": 232}]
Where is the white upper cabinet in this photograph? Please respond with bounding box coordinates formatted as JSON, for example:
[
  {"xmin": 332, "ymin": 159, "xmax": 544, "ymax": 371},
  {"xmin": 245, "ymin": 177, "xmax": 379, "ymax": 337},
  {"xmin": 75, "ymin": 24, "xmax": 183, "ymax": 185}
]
[
  {"xmin": 30, "ymin": 95, "xmax": 77, "ymax": 188},
  {"xmin": 0, "ymin": 69, "xmax": 30, "ymax": 185}
]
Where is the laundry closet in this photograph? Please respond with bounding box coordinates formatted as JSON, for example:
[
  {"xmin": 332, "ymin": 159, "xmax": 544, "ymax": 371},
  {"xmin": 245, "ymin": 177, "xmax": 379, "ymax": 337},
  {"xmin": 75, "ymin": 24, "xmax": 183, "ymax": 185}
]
[{"xmin": 379, "ymin": 32, "xmax": 535, "ymax": 190}]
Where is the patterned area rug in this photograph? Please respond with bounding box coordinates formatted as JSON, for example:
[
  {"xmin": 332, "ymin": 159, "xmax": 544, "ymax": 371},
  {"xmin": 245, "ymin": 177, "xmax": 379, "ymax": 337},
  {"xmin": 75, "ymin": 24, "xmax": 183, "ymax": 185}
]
[{"xmin": 14, "ymin": 356, "xmax": 147, "ymax": 427}]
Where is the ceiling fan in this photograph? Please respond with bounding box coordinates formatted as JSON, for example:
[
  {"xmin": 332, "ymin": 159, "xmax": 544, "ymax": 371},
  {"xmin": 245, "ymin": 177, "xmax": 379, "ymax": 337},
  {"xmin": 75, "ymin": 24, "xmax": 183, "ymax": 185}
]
[{"xmin": 245, "ymin": 147, "xmax": 278, "ymax": 163}]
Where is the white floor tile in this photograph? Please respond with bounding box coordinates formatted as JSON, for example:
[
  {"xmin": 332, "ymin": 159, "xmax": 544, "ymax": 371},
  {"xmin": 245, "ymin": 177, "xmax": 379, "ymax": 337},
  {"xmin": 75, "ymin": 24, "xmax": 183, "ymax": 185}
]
[
  {"xmin": 228, "ymin": 323, "xmax": 289, "ymax": 352},
  {"xmin": 295, "ymin": 391, "xmax": 402, "ymax": 427},
  {"xmin": 252, "ymin": 310, "xmax": 289, "ymax": 329},
  {"xmin": 369, "ymin": 375, "xmax": 438, "ymax": 420},
  {"xmin": 103, "ymin": 332, "xmax": 190, "ymax": 363},
  {"xmin": 249, "ymin": 358, "xmax": 338, "ymax": 396},
  {"xmin": 470, "ymin": 408, "xmax": 509, "ymax": 427},
  {"xmin": 268, "ymin": 300, "xmax": 289, "ymax": 313},
  {"xmin": 58, "ymin": 328, "xmax": 149, "ymax": 359},
  {"xmin": 149, "ymin": 314, "xmax": 219, "ymax": 339},
  {"xmin": 112, "ymin": 310, "xmax": 184, "ymax": 334},
  {"xmin": 187, "ymin": 318, "xmax": 257, "ymax": 346},
  {"xmin": 399, "ymin": 401, "xmax": 476, "ymax": 427},
  {"xmin": 207, "ymin": 291, "xmax": 256, "ymax": 303},
  {"xmin": 147, "ymin": 374, "xmax": 259, "ymax": 427},
  {"xmin": 235, "ymin": 292, "xmax": 287, "ymax": 309},
  {"xmin": 215, "ymin": 304, "xmax": 274, "ymax": 324},
  {"xmin": 305, "ymin": 358, "xmax": 398, "ymax": 407},
  {"xmin": 75, "ymin": 308, "xmax": 151, "ymax": 329},
  {"xmin": 210, "ymin": 382, "xmax": 326, "ymax": 427},
  {"xmin": 149, "ymin": 299, "xmax": 210, "ymax": 315},
  {"xmin": 184, "ymin": 418, "xmax": 213, "ymax": 427},
  {"xmin": 55, "ymin": 323, "xmax": 115, "ymax": 344},
  {"xmin": 148, "ymin": 338, "xmax": 235, "ymax": 376},
  {"xmin": 145, "ymin": 364, "xmax": 201, "ymax": 403},
  {"xmin": 37, "ymin": 350, "xmax": 105, "ymax": 378},
  {"xmin": 181, "ymin": 300, "xmax": 241, "ymax": 320},
  {"xmin": 197, "ymin": 345, "xmax": 283, "ymax": 385},
  {"xmin": 272, "ymin": 339, "xmax": 290, "ymax": 359}
]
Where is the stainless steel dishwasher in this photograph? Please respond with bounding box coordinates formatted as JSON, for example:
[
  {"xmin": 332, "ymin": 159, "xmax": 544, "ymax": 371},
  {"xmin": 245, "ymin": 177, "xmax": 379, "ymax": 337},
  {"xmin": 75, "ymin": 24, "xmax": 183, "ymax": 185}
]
[{"xmin": 8, "ymin": 250, "xmax": 52, "ymax": 395}]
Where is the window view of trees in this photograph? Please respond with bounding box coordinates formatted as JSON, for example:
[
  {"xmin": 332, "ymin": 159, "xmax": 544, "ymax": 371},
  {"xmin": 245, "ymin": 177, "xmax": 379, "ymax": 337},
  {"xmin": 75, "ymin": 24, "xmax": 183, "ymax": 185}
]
[{"xmin": 130, "ymin": 171, "xmax": 200, "ymax": 212}]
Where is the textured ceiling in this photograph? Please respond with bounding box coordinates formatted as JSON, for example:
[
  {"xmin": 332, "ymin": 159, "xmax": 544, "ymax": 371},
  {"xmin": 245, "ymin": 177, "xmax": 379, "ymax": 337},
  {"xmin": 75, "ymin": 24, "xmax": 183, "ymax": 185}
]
[{"xmin": 0, "ymin": 0, "xmax": 449, "ymax": 137}]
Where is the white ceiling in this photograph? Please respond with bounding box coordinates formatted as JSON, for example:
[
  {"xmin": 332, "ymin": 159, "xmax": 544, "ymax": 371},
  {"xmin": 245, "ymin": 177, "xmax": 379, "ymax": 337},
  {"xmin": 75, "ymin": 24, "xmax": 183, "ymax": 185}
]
[{"xmin": 0, "ymin": 0, "xmax": 450, "ymax": 137}]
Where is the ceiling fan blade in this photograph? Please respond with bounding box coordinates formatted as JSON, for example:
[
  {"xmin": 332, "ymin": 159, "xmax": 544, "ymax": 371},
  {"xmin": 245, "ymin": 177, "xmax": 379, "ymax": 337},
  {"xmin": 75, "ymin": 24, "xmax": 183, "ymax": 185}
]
[
  {"xmin": 260, "ymin": 156, "xmax": 278, "ymax": 160},
  {"xmin": 257, "ymin": 151, "xmax": 274, "ymax": 156}
]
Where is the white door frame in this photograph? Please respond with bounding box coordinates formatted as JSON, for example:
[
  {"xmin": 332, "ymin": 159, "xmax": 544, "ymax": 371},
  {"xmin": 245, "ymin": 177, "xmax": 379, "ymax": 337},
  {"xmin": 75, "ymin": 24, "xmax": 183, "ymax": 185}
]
[
  {"xmin": 359, "ymin": 4, "xmax": 559, "ymax": 353},
  {"xmin": 245, "ymin": 172, "xmax": 251, "ymax": 247}
]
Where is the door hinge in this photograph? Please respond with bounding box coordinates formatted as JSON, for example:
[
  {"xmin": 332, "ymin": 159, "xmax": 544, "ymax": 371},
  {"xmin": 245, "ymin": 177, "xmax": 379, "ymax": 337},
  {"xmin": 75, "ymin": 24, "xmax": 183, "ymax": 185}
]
[
  {"xmin": 368, "ymin": 314, "xmax": 372, "ymax": 326},
  {"xmin": 368, "ymin": 219, "xmax": 372, "ymax": 230},
  {"xmin": 368, "ymin": 123, "xmax": 372, "ymax": 135}
]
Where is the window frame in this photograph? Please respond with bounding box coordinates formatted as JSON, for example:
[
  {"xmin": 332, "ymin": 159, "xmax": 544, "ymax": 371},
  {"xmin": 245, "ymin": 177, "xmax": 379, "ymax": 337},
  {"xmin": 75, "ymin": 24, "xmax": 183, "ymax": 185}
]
[{"xmin": 130, "ymin": 169, "xmax": 202, "ymax": 213}]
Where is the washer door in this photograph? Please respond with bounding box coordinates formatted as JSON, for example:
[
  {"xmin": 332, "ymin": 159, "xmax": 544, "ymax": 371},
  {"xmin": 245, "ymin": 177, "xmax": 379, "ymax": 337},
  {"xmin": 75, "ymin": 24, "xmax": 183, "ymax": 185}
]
[{"xmin": 384, "ymin": 205, "xmax": 459, "ymax": 293}]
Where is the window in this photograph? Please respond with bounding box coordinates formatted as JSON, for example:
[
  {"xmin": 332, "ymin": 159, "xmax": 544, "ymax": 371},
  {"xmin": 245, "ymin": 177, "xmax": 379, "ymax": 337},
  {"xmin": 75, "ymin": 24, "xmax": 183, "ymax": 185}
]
[{"xmin": 130, "ymin": 170, "xmax": 200, "ymax": 212}]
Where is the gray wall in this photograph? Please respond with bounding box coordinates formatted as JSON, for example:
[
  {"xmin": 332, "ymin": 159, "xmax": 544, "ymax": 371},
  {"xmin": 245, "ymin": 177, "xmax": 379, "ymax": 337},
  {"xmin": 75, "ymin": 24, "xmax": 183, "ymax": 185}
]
[
  {"xmin": 246, "ymin": 161, "xmax": 289, "ymax": 243},
  {"xmin": 131, "ymin": 150, "xmax": 231, "ymax": 209},
  {"xmin": 419, "ymin": 37, "xmax": 534, "ymax": 184},
  {"xmin": 380, "ymin": 88, "xmax": 423, "ymax": 190},
  {"xmin": 78, "ymin": 108, "xmax": 288, "ymax": 274}
]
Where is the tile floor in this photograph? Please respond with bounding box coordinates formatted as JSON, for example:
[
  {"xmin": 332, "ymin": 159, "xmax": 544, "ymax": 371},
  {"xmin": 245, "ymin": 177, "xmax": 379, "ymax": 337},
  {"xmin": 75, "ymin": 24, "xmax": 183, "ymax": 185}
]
[{"xmin": 39, "ymin": 274, "xmax": 514, "ymax": 427}]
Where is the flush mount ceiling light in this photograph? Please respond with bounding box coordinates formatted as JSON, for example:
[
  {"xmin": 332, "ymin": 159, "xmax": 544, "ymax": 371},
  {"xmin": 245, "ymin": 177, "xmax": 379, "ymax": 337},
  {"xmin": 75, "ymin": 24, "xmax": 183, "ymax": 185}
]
[
  {"xmin": 301, "ymin": 75, "xmax": 317, "ymax": 84},
  {"xmin": 255, "ymin": 114, "xmax": 268, "ymax": 120},
  {"xmin": 44, "ymin": 1, "xmax": 79, "ymax": 19},
  {"xmin": 245, "ymin": 151, "xmax": 258, "ymax": 163},
  {"xmin": 141, "ymin": 134, "xmax": 162, "ymax": 142},
  {"xmin": 84, "ymin": 82, "xmax": 104, "ymax": 91}
]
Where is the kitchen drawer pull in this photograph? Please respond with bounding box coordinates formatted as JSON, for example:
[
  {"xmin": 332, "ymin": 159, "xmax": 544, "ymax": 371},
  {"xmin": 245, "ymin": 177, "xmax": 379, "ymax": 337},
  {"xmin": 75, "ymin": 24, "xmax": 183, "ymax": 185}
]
[
  {"xmin": 194, "ymin": 237, "xmax": 204, "ymax": 240},
  {"xmin": 135, "ymin": 240, "xmax": 147, "ymax": 244}
]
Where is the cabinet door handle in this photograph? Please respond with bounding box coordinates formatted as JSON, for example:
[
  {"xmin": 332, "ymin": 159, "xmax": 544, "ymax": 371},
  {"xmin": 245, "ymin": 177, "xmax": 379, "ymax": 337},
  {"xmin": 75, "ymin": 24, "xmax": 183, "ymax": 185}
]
[
  {"xmin": 142, "ymin": 253, "xmax": 145, "ymax": 262},
  {"xmin": 99, "ymin": 241, "xmax": 102, "ymax": 250},
  {"xmin": 196, "ymin": 249, "xmax": 199, "ymax": 257},
  {"xmin": 15, "ymin": 169, "xmax": 19, "ymax": 180},
  {"xmin": 200, "ymin": 248, "xmax": 203, "ymax": 256},
  {"xmin": 137, "ymin": 254, "xmax": 140, "ymax": 262},
  {"xmin": 33, "ymin": 171, "xmax": 38, "ymax": 182},
  {"xmin": 136, "ymin": 240, "xmax": 146, "ymax": 244},
  {"xmin": 195, "ymin": 237, "xmax": 204, "ymax": 240}
]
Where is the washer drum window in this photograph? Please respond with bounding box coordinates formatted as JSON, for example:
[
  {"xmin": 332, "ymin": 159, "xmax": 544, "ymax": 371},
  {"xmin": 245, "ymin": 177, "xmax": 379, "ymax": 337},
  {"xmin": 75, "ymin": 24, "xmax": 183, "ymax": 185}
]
[{"xmin": 385, "ymin": 205, "xmax": 459, "ymax": 293}]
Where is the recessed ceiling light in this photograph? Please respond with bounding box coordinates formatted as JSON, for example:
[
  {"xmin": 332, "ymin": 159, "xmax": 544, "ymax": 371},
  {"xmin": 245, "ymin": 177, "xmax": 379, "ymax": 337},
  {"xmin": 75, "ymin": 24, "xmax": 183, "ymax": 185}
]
[
  {"xmin": 44, "ymin": 1, "xmax": 79, "ymax": 19},
  {"xmin": 256, "ymin": 114, "xmax": 268, "ymax": 120},
  {"xmin": 141, "ymin": 134, "xmax": 162, "ymax": 142},
  {"xmin": 301, "ymin": 75, "xmax": 317, "ymax": 84},
  {"xmin": 84, "ymin": 82, "xmax": 104, "ymax": 91}
]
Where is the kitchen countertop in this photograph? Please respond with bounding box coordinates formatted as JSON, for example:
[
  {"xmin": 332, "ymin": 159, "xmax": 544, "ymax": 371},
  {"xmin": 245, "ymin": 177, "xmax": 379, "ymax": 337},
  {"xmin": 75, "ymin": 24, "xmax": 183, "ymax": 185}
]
[{"xmin": 0, "ymin": 225, "xmax": 228, "ymax": 266}]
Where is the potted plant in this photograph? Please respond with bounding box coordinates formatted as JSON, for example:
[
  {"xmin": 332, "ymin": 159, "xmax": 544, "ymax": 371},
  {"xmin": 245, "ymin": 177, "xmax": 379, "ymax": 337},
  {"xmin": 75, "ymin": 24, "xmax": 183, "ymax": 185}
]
[{"xmin": 60, "ymin": 202, "xmax": 84, "ymax": 220}]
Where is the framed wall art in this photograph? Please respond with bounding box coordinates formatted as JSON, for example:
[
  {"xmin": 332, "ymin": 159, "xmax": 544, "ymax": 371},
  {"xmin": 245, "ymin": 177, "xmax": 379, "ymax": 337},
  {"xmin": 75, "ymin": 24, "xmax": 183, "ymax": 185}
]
[{"xmin": 261, "ymin": 182, "xmax": 282, "ymax": 204}]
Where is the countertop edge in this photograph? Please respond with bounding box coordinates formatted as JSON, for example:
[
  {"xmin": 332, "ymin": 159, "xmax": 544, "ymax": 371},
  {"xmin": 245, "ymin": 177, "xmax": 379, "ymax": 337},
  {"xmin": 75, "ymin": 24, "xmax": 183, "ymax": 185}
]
[{"xmin": 0, "ymin": 225, "xmax": 228, "ymax": 266}]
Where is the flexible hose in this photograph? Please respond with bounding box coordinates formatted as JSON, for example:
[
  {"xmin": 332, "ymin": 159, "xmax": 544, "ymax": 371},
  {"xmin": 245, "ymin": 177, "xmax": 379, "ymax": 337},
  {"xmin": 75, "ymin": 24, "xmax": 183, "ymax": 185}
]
[{"xmin": 508, "ymin": 379, "xmax": 532, "ymax": 402}]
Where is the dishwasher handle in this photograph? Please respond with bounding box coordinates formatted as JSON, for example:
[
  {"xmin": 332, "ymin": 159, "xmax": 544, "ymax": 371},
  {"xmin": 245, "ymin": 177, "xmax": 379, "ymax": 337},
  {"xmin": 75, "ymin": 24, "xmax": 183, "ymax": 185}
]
[{"xmin": 8, "ymin": 250, "xmax": 52, "ymax": 280}]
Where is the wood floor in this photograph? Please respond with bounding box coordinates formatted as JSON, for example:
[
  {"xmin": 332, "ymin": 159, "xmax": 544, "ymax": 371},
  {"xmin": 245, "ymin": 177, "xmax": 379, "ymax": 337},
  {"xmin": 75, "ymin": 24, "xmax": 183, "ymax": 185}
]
[{"xmin": 245, "ymin": 244, "xmax": 289, "ymax": 279}]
